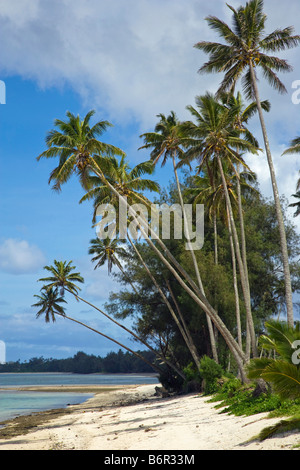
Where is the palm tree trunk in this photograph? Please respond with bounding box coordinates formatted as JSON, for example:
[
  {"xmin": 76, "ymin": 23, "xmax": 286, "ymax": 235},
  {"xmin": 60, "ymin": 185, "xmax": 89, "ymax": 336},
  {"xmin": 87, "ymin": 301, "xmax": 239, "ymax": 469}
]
[
  {"xmin": 236, "ymin": 164, "xmax": 248, "ymax": 275},
  {"xmin": 89, "ymin": 161, "xmax": 247, "ymax": 369},
  {"xmin": 217, "ymin": 155, "xmax": 257, "ymax": 357},
  {"xmin": 127, "ymin": 234, "xmax": 202, "ymax": 374},
  {"xmin": 171, "ymin": 153, "xmax": 219, "ymax": 363},
  {"xmin": 132, "ymin": 217, "xmax": 246, "ymax": 366},
  {"xmin": 236, "ymin": 162, "xmax": 251, "ymax": 359},
  {"xmin": 213, "ymin": 212, "xmax": 218, "ymax": 265},
  {"xmin": 65, "ymin": 288, "xmax": 186, "ymax": 379},
  {"xmin": 249, "ymin": 61, "xmax": 294, "ymax": 326},
  {"xmin": 54, "ymin": 311, "xmax": 164, "ymax": 375},
  {"xmin": 112, "ymin": 256, "xmax": 140, "ymax": 296},
  {"xmin": 227, "ymin": 207, "xmax": 242, "ymax": 350}
]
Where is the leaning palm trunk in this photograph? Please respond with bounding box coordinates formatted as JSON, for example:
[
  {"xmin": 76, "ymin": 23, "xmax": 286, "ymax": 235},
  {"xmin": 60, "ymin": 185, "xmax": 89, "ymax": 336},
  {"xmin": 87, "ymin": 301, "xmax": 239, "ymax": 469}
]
[
  {"xmin": 112, "ymin": 256, "xmax": 140, "ymax": 296},
  {"xmin": 171, "ymin": 153, "xmax": 218, "ymax": 363},
  {"xmin": 65, "ymin": 288, "xmax": 186, "ymax": 379},
  {"xmin": 127, "ymin": 234, "xmax": 202, "ymax": 374},
  {"xmin": 249, "ymin": 62, "xmax": 294, "ymax": 326},
  {"xmin": 53, "ymin": 311, "xmax": 163, "ymax": 374},
  {"xmin": 217, "ymin": 155, "xmax": 257, "ymax": 357}
]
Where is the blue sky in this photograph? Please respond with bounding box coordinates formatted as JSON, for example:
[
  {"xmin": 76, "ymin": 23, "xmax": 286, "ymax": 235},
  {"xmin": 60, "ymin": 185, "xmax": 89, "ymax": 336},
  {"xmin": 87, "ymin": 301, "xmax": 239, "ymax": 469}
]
[{"xmin": 0, "ymin": 0, "xmax": 299, "ymax": 362}]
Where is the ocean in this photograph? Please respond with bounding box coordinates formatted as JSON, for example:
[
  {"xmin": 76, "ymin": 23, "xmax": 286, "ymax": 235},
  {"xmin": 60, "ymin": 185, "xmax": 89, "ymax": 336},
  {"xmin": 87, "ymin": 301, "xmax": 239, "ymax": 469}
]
[{"xmin": 0, "ymin": 373, "xmax": 159, "ymax": 423}]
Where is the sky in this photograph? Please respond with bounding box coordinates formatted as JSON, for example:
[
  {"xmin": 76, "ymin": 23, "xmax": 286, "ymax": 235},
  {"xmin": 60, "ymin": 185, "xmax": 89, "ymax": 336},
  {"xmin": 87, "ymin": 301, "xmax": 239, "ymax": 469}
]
[{"xmin": 0, "ymin": 0, "xmax": 299, "ymax": 363}]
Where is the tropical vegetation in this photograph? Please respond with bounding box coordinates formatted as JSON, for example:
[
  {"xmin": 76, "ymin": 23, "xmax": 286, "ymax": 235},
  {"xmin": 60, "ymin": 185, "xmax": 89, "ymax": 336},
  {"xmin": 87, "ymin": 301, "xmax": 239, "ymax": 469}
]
[{"xmin": 32, "ymin": 0, "xmax": 300, "ymax": 441}]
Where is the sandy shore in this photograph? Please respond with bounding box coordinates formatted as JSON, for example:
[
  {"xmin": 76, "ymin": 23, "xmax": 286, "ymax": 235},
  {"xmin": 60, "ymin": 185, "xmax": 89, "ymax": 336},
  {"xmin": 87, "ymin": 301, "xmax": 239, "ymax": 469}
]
[{"xmin": 0, "ymin": 384, "xmax": 299, "ymax": 451}]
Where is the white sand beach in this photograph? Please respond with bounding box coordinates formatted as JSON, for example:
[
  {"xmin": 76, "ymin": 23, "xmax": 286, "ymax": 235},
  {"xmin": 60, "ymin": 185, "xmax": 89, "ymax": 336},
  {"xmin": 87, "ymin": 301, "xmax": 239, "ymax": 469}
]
[{"xmin": 0, "ymin": 384, "xmax": 299, "ymax": 451}]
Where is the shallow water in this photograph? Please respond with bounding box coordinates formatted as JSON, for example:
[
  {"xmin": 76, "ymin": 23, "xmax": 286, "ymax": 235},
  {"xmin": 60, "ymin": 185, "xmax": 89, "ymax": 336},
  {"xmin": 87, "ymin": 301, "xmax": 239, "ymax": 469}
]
[
  {"xmin": 0, "ymin": 390, "xmax": 93, "ymax": 422},
  {"xmin": 0, "ymin": 372, "xmax": 159, "ymax": 387},
  {"xmin": 0, "ymin": 372, "xmax": 158, "ymax": 422}
]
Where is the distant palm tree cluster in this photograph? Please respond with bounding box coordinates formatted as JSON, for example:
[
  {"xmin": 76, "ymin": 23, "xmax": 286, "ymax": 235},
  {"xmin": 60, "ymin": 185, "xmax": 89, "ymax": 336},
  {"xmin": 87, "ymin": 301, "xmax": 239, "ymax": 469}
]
[{"xmin": 33, "ymin": 1, "xmax": 300, "ymax": 397}]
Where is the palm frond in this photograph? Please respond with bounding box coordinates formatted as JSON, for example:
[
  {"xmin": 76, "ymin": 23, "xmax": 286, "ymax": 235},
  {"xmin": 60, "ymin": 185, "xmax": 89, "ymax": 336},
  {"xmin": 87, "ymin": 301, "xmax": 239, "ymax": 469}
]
[
  {"xmin": 246, "ymin": 357, "xmax": 274, "ymax": 379},
  {"xmin": 257, "ymin": 415, "xmax": 300, "ymax": 441},
  {"xmin": 261, "ymin": 360, "xmax": 300, "ymax": 399}
]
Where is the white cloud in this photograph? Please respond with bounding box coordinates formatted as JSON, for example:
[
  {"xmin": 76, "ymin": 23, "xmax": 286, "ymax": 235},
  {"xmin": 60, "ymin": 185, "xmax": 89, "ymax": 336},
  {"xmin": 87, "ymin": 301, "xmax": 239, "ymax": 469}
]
[
  {"xmin": 0, "ymin": 0, "xmax": 219, "ymax": 128},
  {"xmin": 0, "ymin": 239, "xmax": 46, "ymax": 274},
  {"xmin": 245, "ymin": 149, "xmax": 300, "ymax": 234},
  {"xmin": 0, "ymin": 0, "xmax": 299, "ymax": 233}
]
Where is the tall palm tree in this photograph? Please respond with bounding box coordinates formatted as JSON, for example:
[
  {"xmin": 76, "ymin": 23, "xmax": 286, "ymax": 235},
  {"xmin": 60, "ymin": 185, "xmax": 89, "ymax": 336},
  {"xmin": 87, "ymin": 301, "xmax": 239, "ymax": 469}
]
[
  {"xmin": 32, "ymin": 287, "xmax": 163, "ymax": 374},
  {"xmin": 38, "ymin": 260, "xmax": 84, "ymax": 297},
  {"xmin": 181, "ymin": 92, "xmax": 259, "ymax": 356},
  {"xmin": 140, "ymin": 112, "xmax": 218, "ymax": 363},
  {"xmin": 195, "ymin": 0, "xmax": 300, "ymax": 326},
  {"xmin": 37, "ymin": 110, "xmax": 125, "ymax": 191}
]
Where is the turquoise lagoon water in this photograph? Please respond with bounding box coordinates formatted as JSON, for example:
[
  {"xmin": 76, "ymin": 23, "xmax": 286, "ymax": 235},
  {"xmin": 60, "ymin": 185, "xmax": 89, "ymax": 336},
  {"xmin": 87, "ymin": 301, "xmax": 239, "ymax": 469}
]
[{"xmin": 0, "ymin": 373, "xmax": 159, "ymax": 423}]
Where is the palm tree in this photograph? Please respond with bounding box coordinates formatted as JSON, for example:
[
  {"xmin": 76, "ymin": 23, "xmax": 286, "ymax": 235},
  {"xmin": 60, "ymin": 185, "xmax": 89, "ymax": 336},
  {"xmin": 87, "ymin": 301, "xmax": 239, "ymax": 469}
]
[
  {"xmin": 140, "ymin": 111, "xmax": 218, "ymax": 363},
  {"xmin": 33, "ymin": 287, "xmax": 67, "ymax": 323},
  {"xmin": 88, "ymin": 237, "xmax": 127, "ymax": 274},
  {"xmin": 32, "ymin": 287, "xmax": 163, "ymax": 374},
  {"xmin": 195, "ymin": 0, "xmax": 300, "ymax": 326},
  {"xmin": 37, "ymin": 261, "xmax": 185, "ymax": 379},
  {"xmin": 80, "ymin": 155, "xmax": 160, "ymax": 224},
  {"xmin": 38, "ymin": 260, "xmax": 84, "ymax": 297},
  {"xmin": 37, "ymin": 110, "xmax": 125, "ymax": 191},
  {"xmin": 181, "ymin": 92, "xmax": 259, "ymax": 356}
]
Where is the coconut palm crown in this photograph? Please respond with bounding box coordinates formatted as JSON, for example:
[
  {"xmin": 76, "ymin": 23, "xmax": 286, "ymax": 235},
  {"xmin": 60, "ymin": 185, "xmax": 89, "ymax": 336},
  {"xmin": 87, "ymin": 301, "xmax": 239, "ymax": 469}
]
[
  {"xmin": 37, "ymin": 110, "xmax": 125, "ymax": 191},
  {"xmin": 37, "ymin": 260, "xmax": 84, "ymax": 297},
  {"xmin": 32, "ymin": 287, "xmax": 67, "ymax": 323},
  {"xmin": 195, "ymin": 0, "xmax": 299, "ymax": 326},
  {"xmin": 195, "ymin": 0, "xmax": 300, "ymax": 99}
]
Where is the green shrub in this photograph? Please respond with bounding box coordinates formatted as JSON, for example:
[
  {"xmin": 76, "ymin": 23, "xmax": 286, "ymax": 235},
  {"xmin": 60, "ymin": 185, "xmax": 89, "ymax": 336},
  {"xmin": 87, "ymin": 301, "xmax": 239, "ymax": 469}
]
[
  {"xmin": 199, "ymin": 356, "xmax": 224, "ymax": 395},
  {"xmin": 183, "ymin": 362, "xmax": 201, "ymax": 382}
]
